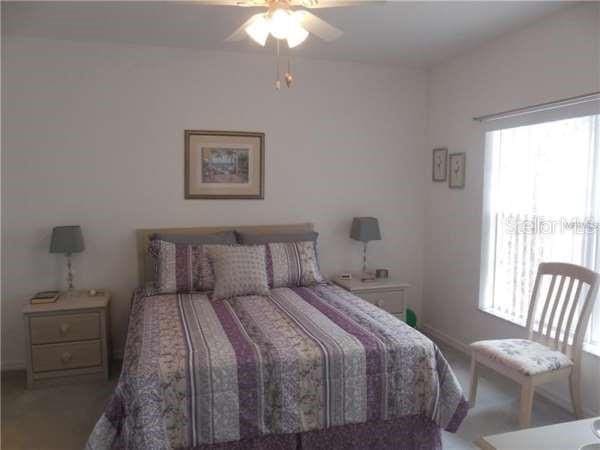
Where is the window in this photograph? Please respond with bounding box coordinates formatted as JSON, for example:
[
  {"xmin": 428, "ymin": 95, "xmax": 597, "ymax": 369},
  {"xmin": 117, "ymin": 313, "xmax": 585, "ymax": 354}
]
[{"xmin": 480, "ymin": 104, "xmax": 600, "ymax": 351}]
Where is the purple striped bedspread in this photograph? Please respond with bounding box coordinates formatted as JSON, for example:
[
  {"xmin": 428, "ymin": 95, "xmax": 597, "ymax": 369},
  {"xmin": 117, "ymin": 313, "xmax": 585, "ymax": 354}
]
[{"xmin": 87, "ymin": 283, "xmax": 467, "ymax": 449}]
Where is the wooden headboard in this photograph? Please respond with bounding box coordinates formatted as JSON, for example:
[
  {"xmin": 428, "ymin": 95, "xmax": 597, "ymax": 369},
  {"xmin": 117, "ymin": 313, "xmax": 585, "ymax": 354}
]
[{"xmin": 136, "ymin": 223, "xmax": 314, "ymax": 286}]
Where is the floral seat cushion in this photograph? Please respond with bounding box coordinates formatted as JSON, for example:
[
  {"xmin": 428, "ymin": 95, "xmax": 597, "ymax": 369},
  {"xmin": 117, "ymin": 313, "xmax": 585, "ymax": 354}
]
[{"xmin": 470, "ymin": 339, "xmax": 573, "ymax": 376}]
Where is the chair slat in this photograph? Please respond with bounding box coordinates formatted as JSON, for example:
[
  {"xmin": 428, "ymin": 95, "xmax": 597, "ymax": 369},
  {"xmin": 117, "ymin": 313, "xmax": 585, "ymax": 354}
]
[
  {"xmin": 553, "ymin": 277, "xmax": 575, "ymax": 349},
  {"xmin": 526, "ymin": 271, "xmax": 543, "ymax": 335},
  {"xmin": 537, "ymin": 274, "xmax": 557, "ymax": 336},
  {"xmin": 561, "ymin": 279, "xmax": 583, "ymax": 354},
  {"xmin": 572, "ymin": 285, "xmax": 599, "ymax": 357},
  {"xmin": 544, "ymin": 275, "xmax": 565, "ymax": 344}
]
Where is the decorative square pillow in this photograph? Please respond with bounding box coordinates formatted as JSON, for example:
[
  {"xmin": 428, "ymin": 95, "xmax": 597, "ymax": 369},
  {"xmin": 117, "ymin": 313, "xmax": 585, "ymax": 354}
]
[
  {"xmin": 207, "ymin": 245, "xmax": 270, "ymax": 300},
  {"xmin": 148, "ymin": 240, "xmax": 216, "ymax": 293},
  {"xmin": 266, "ymin": 241, "xmax": 325, "ymax": 288}
]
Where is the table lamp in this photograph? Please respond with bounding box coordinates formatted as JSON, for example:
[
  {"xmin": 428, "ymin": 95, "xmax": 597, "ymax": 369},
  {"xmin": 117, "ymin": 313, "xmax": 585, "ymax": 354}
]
[
  {"xmin": 350, "ymin": 217, "xmax": 381, "ymax": 278},
  {"xmin": 50, "ymin": 225, "xmax": 84, "ymax": 291}
]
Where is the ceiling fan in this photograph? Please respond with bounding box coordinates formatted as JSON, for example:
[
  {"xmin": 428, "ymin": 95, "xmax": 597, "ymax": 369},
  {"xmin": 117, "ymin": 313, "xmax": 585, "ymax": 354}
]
[{"xmin": 195, "ymin": 0, "xmax": 384, "ymax": 89}]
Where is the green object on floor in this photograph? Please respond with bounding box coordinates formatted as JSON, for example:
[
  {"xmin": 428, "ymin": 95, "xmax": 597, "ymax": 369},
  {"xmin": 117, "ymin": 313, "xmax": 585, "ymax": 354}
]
[{"xmin": 406, "ymin": 308, "xmax": 417, "ymax": 328}]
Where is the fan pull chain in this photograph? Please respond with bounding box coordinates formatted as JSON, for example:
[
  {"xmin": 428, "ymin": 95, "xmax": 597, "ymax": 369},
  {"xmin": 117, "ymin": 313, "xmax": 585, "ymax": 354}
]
[
  {"xmin": 274, "ymin": 40, "xmax": 281, "ymax": 90},
  {"xmin": 285, "ymin": 57, "xmax": 293, "ymax": 88}
]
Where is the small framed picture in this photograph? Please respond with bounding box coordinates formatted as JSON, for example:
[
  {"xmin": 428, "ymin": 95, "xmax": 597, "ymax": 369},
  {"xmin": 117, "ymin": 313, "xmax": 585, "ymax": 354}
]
[
  {"xmin": 432, "ymin": 148, "xmax": 448, "ymax": 182},
  {"xmin": 185, "ymin": 130, "xmax": 265, "ymax": 199},
  {"xmin": 449, "ymin": 152, "xmax": 466, "ymax": 189}
]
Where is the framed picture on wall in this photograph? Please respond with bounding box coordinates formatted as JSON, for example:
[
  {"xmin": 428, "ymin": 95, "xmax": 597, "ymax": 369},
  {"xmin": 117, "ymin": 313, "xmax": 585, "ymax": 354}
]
[
  {"xmin": 185, "ymin": 130, "xmax": 265, "ymax": 199},
  {"xmin": 432, "ymin": 148, "xmax": 448, "ymax": 182},
  {"xmin": 449, "ymin": 152, "xmax": 466, "ymax": 189}
]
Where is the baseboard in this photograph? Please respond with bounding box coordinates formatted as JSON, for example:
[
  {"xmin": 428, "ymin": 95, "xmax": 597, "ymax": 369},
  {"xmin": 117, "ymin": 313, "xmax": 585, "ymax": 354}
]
[
  {"xmin": 422, "ymin": 323, "xmax": 598, "ymax": 418},
  {"xmin": 422, "ymin": 324, "xmax": 471, "ymax": 354}
]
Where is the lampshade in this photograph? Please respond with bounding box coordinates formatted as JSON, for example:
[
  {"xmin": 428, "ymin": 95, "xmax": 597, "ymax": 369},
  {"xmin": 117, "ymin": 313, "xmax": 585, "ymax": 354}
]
[
  {"xmin": 286, "ymin": 21, "xmax": 309, "ymax": 48},
  {"xmin": 350, "ymin": 217, "xmax": 381, "ymax": 242},
  {"xmin": 50, "ymin": 226, "xmax": 85, "ymax": 254},
  {"xmin": 269, "ymin": 9, "xmax": 293, "ymax": 40},
  {"xmin": 245, "ymin": 14, "xmax": 269, "ymax": 46}
]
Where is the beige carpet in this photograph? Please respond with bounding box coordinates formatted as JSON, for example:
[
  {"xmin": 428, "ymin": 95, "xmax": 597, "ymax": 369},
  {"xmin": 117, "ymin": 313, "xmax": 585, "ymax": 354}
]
[
  {"xmin": 1, "ymin": 364, "xmax": 119, "ymax": 450},
  {"xmin": 1, "ymin": 343, "xmax": 574, "ymax": 450}
]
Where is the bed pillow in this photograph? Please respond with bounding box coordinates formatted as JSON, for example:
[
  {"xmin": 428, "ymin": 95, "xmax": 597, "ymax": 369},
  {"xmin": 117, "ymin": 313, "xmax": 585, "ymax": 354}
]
[
  {"xmin": 148, "ymin": 240, "xmax": 217, "ymax": 293},
  {"xmin": 237, "ymin": 231, "xmax": 319, "ymax": 245},
  {"xmin": 238, "ymin": 231, "xmax": 321, "ymax": 268},
  {"xmin": 150, "ymin": 230, "xmax": 237, "ymax": 245},
  {"xmin": 207, "ymin": 244, "xmax": 270, "ymax": 300},
  {"xmin": 266, "ymin": 241, "xmax": 325, "ymax": 288}
]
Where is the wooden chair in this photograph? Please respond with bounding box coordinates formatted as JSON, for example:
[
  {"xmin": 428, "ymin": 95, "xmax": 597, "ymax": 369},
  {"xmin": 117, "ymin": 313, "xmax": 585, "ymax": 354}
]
[{"xmin": 469, "ymin": 262, "xmax": 600, "ymax": 428}]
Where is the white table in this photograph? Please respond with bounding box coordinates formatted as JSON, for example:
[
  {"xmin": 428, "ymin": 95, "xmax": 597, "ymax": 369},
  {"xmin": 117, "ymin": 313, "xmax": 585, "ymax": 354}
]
[
  {"xmin": 476, "ymin": 417, "xmax": 600, "ymax": 450},
  {"xmin": 23, "ymin": 290, "xmax": 111, "ymax": 388},
  {"xmin": 333, "ymin": 277, "xmax": 409, "ymax": 322}
]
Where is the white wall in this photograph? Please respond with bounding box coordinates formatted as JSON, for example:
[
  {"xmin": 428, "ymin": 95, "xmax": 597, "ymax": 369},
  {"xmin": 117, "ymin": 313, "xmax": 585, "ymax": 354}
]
[
  {"xmin": 424, "ymin": 3, "xmax": 600, "ymax": 415},
  {"xmin": 1, "ymin": 37, "xmax": 428, "ymax": 368}
]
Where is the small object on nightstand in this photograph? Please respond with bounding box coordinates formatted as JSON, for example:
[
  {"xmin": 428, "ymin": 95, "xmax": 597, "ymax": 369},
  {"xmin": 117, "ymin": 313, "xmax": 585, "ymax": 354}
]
[
  {"xmin": 375, "ymin": 268, "xmax": 389, "ymax": 279},
  {"xmin": 23, "ymin": 289, "xmax": 111, "ymax": 389},
  {"xmin": 30, "ymin": 290, "xmax": 60, "ymax": 305},
  {"xmin": 89, "ymin": 289, "xmax": 97, "ymax": 296},
  {"xmin": 334, "ymin": 276, "xmax": 410, "ymax": 322}
]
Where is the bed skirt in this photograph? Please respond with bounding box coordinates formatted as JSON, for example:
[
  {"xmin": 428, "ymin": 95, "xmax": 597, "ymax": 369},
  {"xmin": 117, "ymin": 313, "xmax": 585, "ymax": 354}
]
[{"xmin": 195, "ymin": 412, "xmax": 460, "ymax": 450}]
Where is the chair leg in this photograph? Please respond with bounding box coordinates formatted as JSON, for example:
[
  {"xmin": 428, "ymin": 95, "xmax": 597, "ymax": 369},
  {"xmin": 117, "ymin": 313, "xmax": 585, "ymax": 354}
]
[
  {"xmin": 519, "ymin": 382, "xmax": 534, "ymax": 428},
  {"xmin": 569, "ymin": 369, "xmax": 584, "ymax": 419},
  {"xmin": 469, "ymin": 357, "xmax": 479, "ymax": 408}
]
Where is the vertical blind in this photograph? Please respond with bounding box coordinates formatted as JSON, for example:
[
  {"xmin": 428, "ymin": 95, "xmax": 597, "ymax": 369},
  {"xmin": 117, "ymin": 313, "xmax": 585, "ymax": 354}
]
[{"xmin": 480, "ymin": 106, "xmax": 600, "ymax": 349}]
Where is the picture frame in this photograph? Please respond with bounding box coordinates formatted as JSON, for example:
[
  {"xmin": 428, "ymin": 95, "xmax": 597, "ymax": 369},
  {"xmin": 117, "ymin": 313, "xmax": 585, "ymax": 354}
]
[
  {"xmin": 432, "ymin": 148, "xmax": 448, "ymax": 182},
  {"xmin": 185, "ymin": 130, "xmax": 265, "ymax": 199},
  {"xmin": 448, "ymin": 152, "xmax": 466, "ymax": 189}
]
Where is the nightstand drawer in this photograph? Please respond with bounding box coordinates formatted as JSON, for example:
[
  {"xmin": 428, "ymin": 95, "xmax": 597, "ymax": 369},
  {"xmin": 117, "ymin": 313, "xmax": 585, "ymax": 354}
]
[
  {"xmin": 31, "ymin": 340, "xmax": 102, "ymax": 372},
  {"xmin": 30, "ymin": 313, "xmax": 100, "ymax": 344},
  {"xmin": 359, "ymin": 291, "xmax": 404, "ymax": 314}
]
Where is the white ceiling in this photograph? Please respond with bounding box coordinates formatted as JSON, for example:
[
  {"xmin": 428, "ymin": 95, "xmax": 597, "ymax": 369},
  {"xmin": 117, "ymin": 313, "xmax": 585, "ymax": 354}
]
[{"xmin": 3, "ymin": 1, "xmax": 573, "ymax": 68}]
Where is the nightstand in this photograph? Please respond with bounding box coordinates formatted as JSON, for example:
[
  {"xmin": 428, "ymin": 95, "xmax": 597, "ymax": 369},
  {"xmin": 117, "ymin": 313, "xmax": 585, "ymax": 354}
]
[
  {"xmin": 23, "ymin": 290, "xmax": 111, "ymax": 388},
  {"xmin": 333, "ymin": 277, "xmax": 410, "ymax": 321}
]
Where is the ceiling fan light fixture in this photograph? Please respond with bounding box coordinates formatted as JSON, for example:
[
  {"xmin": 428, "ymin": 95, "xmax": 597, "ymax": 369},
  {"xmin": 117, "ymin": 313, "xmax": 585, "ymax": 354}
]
[
  {"xmin": 245, "ymin": 14, "xmax": 269, "ymax": 46},
  {"xmin": 244, "ymin": 8, "xmax": 310, "ymax": 48},
  {"xmin": 286, "ymin": 23, "xmax": 309, "ymax": 48},
  {"xmin": 268, "ymin": 8, "xmax": 293, "ymax": 40}
]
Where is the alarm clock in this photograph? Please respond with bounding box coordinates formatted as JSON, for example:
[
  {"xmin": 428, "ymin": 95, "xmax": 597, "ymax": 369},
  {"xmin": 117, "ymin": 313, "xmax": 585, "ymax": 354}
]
[{"xmin": 375, "ymin": 269, "xmax": 389, "ymax": 279}]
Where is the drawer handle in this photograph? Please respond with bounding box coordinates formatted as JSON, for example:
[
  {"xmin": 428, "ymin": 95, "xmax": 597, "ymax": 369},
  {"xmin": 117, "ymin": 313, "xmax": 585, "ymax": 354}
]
[
  {"xmin": 61, "ymin": 352, "xmax": 72, "ymax": 364},
  {"xmin": 59, "ymin": 323, "xmax": 71, "ymax": 335}
]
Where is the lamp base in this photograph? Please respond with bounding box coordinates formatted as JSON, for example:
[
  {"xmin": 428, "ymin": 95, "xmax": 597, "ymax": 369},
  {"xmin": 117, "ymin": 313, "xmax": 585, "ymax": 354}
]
[{"xmin": 65, "ymin": 253, "xmax": 76, "ymax": 293}]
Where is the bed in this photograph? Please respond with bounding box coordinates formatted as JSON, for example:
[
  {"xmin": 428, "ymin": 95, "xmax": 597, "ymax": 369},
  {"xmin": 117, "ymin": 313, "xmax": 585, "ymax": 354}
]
[{"xmin": 87, "ymin": 224, "xmax": 468, "ymax": 450}]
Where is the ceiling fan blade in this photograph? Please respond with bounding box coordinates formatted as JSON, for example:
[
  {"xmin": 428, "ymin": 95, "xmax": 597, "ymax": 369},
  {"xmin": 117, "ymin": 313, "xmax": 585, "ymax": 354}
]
[
  {"xmin": 225, "ymin": 13, "xmax": 263, "ymax": 42},
  {"xmin": 194, "ymin": 0, "xmax": 267, "ymax": 6},
  {"xmin": 294, "ymin": 10, "xmax": 342, "ymax": 42},
  {"xmin": 290, "ymin": 0, "xmax": 385, "ymax": 8}
]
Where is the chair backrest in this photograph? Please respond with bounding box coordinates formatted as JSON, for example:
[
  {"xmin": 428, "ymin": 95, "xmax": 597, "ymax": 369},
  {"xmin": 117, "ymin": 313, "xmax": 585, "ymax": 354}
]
[{"xmin": 526, "ymin": 262, "xmax": 600, "ymax": 361}]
